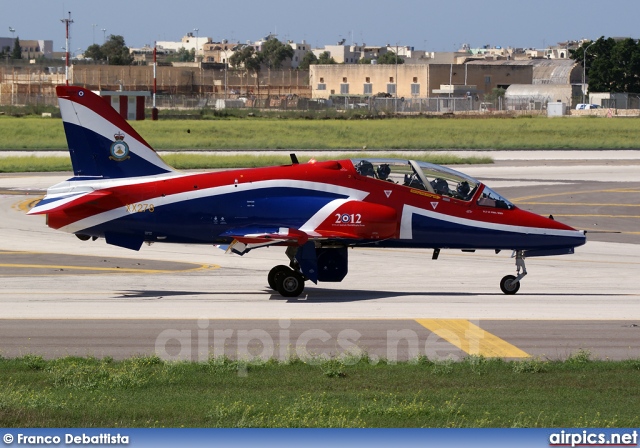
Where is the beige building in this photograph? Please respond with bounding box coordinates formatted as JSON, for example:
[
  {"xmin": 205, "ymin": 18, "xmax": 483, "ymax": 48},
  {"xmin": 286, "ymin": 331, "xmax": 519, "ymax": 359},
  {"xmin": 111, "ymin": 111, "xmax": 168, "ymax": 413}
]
[
  {"xmin": 0, "ymin": 38, "xmax": 54, "ymax": 59},
  {"xmin": 466, "ymin": 59, "xmax": 581, "ymax": 84},
  {"xmin": 203, "ymin": 40, "xmax": 238, "ymax": 64},
  {"xmin": 310, "ymin": 63, "xmax": 533, "ymax": 99}
]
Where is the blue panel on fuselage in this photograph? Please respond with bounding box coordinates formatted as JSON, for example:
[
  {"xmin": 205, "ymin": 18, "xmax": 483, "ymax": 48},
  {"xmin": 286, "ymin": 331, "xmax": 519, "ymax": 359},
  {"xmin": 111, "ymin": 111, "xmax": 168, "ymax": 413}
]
[
  {"xmin": 79, "ymin": 187, "xmax": 347, "ymax": 245},
  {"xmin": 387, "ymin": 213, "xmax": 583, "ymax": 251}
]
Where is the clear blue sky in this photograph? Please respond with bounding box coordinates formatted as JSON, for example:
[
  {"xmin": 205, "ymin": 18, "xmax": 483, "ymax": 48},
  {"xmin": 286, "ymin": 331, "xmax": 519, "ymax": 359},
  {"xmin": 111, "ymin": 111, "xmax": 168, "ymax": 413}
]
[{"xmin": 2, "ymin": 0, "xmax": 638, "ymax": 54}]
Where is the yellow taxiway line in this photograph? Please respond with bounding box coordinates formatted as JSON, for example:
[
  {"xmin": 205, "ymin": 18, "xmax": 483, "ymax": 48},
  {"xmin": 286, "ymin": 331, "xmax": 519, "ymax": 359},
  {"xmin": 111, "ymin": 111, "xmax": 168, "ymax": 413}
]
[
  {"xmin": 416, "ymin": 318, "xmax": 530, "ymax": 358},
  {"xmin": 0, "ymin": 262, "xmax": 217, "ymax": 274}
]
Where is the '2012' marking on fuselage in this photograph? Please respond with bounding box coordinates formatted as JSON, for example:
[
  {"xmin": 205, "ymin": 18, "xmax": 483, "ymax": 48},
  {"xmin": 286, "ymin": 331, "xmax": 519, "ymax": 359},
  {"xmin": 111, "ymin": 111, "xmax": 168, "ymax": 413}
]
[{"xmin": 335, "ymin": 213, "xmax": 362, "ymax": 224}]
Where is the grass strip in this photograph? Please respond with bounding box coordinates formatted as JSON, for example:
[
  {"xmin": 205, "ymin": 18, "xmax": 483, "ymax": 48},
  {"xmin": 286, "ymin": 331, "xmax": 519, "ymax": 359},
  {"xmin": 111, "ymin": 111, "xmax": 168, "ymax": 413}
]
[
  {"xmin": 1, "ymin": 351, "xmax": 638, "ymax": 428},
  {"xmin": 1, "ymin": 116, "xmax": 640, "ymax": 150},
  {"xmin": 0, "ymin": 153, "xmax": 492, "ymax": 173}
]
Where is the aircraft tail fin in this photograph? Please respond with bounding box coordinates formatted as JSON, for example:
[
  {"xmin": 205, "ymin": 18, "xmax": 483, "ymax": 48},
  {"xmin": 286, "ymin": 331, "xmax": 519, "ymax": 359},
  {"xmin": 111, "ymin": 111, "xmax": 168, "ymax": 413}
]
[{"xmin": 56, "ymin": 85, "xmax": 175, "ymax": 179}]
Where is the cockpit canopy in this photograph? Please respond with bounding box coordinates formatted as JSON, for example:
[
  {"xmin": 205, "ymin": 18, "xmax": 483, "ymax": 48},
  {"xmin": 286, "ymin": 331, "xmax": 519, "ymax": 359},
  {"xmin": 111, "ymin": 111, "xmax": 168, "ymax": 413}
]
[{"xmin": 352, "ymin": 158, "xmax": 513, "ymax": 209}]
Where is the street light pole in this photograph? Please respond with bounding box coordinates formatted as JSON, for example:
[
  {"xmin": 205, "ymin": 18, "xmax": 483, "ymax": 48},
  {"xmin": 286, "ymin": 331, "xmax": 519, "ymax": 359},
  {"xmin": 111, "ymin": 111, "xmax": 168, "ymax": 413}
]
[
  {"xmin": 582, "ymin": 41, "xmax": 595, "ymax": 104},
  {"xmin": 101, "ymin": 28, "xmax": 106, "ymax": 44},
  {"xmin": 395, "ymin": 43, "xmax": 398, "ymax": 115},
  {"xmin": 193, "ymin": 28, "xmax": 199, "ymax": 61},
  {"xmin": 60, "ymin": 12, "xmax": 74, "ymax": 86},
  {"xmin": 223, "ymin": 49, "xmax": 229, "ymax": 100}
]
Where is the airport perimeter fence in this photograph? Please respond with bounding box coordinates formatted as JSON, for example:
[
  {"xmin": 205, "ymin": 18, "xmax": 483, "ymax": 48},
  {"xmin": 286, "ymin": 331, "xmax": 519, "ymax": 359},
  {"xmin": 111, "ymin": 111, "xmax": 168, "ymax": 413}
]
[
  {"xmin": 3, "ymin": 87, "xmax": 638, "ymax": 116},
  {"xmin": 0, "ymin": 91, "xmax": 549, "ymax": 115},
  {"xmin": 331, "ymin": 96, "xmax": 550, "ymax": 115}
]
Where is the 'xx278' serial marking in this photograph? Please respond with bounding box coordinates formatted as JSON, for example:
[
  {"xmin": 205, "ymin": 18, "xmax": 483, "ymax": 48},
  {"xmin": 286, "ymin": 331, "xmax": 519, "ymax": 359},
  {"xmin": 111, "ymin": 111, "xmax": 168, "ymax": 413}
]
[{"xmin": 126, "ymin": 203, "xmax": 155, "ymax": 213}]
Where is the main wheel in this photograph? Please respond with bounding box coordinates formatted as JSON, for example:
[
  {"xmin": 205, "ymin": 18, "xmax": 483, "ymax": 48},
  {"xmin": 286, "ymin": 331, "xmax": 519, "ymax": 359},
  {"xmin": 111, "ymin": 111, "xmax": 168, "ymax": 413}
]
[
  {"xmin": 276, "ymin": 269, "xmax": 305, "ymax": 297},
  {"xmin": 268, "ymin": 265, "xmax": 291, "ymax": 290},
  {"xmin": 500, "ymin": 275, "xmax": 520, "ymax": 295}
]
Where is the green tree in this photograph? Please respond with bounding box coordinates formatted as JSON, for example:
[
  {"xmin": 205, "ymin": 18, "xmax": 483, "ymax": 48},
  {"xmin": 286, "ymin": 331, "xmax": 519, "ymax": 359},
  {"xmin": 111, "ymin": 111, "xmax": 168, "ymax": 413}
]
[
  {"xmin": 102, "ymin": 35, "xmax": 133, "ymax": 65},
  {"xmin": 11, "ymin": 37, "xmax": 22, "ymax": 60},
  {"xmin": 229, "ymin": 45, "xmax": 262, "ymax": 74},
  {"xmin": 84, "ymin": 35, "xmax": 133, "ymax": 65},
  {"xmin": 84, "ymin": 43, "xmax": 104, "ymax": 61},
  {"xmin": 571, "ymin": 37, "xmax": 640, "ymax": 93},
  {"xmin": 484, "ymin": 87, "xmax": 506, "ymax": 102},
  {"xmin": 298, "ymin": 51, "xmax": 317, "ymax": 70},
  {"xmin": 317, "ymin": 51, "xmax": 336, "ymax": 64},
  {"xmin": 169, "ymin": 47, "xmax": 195, "ymax": 62},
  {"xmin": 377, "ymin": 52, "xmax": 404, "ymax": 65},
  {"xmin": 259, "ymin": 37, "xmax": 294, "ymax": 69}
]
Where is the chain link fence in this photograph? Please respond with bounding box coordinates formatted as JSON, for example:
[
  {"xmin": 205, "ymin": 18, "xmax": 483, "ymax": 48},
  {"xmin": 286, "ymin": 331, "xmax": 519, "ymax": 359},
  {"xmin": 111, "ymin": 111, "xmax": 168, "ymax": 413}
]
[{"xmin": 2, "ymin": 64, "xmax": 638, "ymax": 114}]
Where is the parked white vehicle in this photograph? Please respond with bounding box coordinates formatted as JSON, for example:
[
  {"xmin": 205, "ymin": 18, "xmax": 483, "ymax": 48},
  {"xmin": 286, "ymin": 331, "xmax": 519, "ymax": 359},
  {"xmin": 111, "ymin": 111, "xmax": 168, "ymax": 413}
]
[{"xmin": 575, "ymin": 104, "xmax": 600, "ymax": 110}]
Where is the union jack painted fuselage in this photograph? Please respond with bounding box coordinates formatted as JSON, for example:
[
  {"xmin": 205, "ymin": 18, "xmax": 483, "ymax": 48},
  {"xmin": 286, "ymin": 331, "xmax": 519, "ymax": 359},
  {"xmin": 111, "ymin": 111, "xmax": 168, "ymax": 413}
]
[{"xmin": 29, "ymin": 86, "xmax": 586, "ymax": 296}]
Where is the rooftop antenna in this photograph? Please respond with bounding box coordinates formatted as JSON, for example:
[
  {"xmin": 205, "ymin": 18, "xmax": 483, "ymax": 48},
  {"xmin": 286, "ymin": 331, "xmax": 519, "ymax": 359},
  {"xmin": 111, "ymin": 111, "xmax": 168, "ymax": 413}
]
[{"xmin": 60, "ymin": 12, "xmax": 74, "ymax": 86}]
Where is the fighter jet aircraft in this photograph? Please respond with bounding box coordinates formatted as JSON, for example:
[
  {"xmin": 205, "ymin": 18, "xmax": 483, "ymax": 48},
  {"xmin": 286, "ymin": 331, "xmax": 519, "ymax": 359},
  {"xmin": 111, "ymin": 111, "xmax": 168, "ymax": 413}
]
[{"xmin": 29, "ymin": 86, "xmax": 586, "ymax": 297}]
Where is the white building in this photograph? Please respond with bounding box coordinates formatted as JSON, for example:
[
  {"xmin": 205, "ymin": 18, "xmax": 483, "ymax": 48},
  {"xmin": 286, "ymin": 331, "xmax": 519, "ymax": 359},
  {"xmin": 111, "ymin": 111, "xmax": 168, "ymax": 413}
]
[
  {"xmin": 156, "ymin": 32, "xmax": 211, "ymax": 56},
  {"xmin": 288, "ymin": 40, "xmax": 312, "ymax": 68},
  {"xmin": 312, "ymin": 42, "xmax": 365, "ymax": 64}
]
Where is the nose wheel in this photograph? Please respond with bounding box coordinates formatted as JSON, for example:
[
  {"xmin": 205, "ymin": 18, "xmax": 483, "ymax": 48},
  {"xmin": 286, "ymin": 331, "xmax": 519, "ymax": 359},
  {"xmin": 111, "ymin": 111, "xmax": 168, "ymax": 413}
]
[
  {"xmin": 500, "ymin": 275, "xmax": 520, "ymax": 294},
  {"xmin": 500, "ymin": 250, "xmax": 527, "ymax": 295}
]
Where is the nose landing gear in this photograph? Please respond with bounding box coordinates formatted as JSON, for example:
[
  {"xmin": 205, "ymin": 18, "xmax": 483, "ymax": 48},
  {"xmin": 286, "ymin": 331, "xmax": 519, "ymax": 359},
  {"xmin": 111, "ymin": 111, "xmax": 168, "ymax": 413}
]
[{"xmin": 500, "ymin": 250, "xmax": 527, "ymax": 295}]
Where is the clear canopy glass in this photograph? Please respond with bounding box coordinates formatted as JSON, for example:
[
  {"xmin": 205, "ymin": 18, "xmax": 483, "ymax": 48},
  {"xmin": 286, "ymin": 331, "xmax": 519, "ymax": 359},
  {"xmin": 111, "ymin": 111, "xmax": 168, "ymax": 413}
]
[
  {"xmin": 351, "ymin": 158, "xmax": 514, "ymax": 209},
  {"xmin": 352, "ymin": 159, "xmax": 479, "ymax": 201}
]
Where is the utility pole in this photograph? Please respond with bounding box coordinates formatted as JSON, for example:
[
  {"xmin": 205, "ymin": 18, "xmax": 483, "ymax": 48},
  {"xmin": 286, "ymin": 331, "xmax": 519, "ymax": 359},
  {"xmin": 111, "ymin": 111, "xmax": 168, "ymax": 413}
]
[
  {"xmin": 395, "ymin": 43, "xmax": 398, "ymax": 114},
  {"xmin": 193, "ymin": 28, "xmax": 199, "ymax": 62},
  {"xmin": 60, "ymin": 12, "xmax": 74, "ymax": 86},
  {"xmin": 152, "ymin": 42, "xmax": 158, "ymax": 120},
  {"xmin": 582, "ymin": 41, "xmax": 595, "ymax": 105}
]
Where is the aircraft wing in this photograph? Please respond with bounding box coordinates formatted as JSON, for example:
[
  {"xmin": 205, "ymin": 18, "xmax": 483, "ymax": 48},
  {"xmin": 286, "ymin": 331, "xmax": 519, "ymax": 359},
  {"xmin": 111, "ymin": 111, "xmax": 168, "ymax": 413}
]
[{"xmin": 220, "ymin": 227, "xmax": 311, "ymax": 255}]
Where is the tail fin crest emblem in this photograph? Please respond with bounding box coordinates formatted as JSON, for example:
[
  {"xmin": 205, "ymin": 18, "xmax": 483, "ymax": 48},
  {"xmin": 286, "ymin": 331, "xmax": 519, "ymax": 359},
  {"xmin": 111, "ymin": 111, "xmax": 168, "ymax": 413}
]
[{"xmin": 109, "ymin": 132, "xmax": 130, "ymax": 162}]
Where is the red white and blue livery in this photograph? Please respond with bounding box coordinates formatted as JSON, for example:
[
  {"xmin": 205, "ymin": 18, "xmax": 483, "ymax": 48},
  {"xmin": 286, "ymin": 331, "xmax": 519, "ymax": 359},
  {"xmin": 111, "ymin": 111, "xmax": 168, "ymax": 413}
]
[{"xmin": 29, "ymin": 86, "xmax": 587, "ymax": 297}]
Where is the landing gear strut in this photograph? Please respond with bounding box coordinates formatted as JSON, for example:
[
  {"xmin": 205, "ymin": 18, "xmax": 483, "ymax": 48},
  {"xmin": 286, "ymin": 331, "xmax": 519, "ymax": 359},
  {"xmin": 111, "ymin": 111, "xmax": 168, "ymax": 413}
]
[{"xmin": 500, "ymin": 250, "xmax": 527, "ymax": 295}]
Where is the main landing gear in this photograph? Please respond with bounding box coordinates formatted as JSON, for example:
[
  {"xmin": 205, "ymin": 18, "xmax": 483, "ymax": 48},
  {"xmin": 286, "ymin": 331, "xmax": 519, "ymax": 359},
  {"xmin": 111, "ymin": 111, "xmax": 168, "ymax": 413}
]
[
  {"xmin": 268, "ymin": 265, "xmax": 305, "ymax": 297},
  {"xmin": 268, "ymin": 247, "xmax": 306, "ymax": 297},
  {"xmin": 500, "ymin": 250, "xmax": 527, "ymax": 295}
]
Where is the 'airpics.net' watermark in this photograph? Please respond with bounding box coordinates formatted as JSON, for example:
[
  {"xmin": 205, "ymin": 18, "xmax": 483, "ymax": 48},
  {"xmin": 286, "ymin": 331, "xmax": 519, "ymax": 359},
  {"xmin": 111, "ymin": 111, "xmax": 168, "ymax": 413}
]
[{"xmin": 154, "ymin": 318, "xmax": 478, "ymax": 364}]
